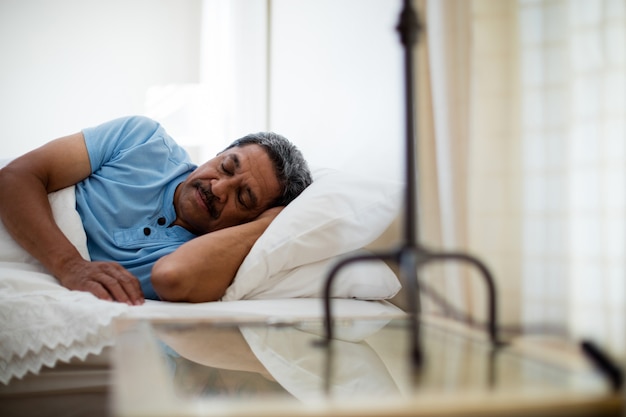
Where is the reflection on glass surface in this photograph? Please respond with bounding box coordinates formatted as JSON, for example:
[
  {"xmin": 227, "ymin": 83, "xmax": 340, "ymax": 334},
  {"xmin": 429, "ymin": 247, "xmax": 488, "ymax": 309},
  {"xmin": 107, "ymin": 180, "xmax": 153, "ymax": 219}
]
[
  {"xmin": 166, "ymin": 351, "xmax": 288, "ymax": 400},
  {"xmin": 148, "ymin": 318, "xmax": 607, "ymax": 406},
  {"xmin": 155, "ymin": 325, "xmax": 291, "ymax": 401}
]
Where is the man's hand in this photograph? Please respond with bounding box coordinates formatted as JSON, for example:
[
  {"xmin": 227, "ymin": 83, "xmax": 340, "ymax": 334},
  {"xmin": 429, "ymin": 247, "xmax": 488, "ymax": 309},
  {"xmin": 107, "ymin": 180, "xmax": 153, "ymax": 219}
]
[
  {"xmin": 0, "ymin": 132, "xmax": 145, "ymax": 305},
  {"xmin": 255, "ymin": 206, "xmax": 284, "ymax": 222},
  {"xmin": 58, "ymin": 258, "xmax": 144, "ymax": 305}
]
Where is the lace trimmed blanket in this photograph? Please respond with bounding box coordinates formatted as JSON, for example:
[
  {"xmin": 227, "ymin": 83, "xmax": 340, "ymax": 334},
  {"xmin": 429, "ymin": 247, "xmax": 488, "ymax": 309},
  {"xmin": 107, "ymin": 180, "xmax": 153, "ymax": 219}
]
[{"xmin": 0, "ymin": 262, "xmax": 128, "ymax": 384}]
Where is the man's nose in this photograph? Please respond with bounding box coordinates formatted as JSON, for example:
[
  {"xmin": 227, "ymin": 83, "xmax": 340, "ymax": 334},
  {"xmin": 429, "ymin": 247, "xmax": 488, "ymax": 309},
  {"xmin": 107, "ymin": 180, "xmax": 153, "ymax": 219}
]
[{"xmin": 210, "ymin": 177, "xmax": 234, "ymax": 202}]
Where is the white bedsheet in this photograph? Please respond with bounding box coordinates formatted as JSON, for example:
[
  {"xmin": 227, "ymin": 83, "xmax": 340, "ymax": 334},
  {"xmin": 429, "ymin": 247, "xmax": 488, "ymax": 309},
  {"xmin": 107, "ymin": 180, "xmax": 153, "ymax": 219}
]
[
  {"xmin": 0, "ymin": 259, "xmax": 404, "ymax": 385},
  {"xmin": 126, "ymin": 297, "xmax": 402, "ymax": 321},
  {"xmin": 0, "ymin": 261, "xmax": 129, "ymax": 385}
]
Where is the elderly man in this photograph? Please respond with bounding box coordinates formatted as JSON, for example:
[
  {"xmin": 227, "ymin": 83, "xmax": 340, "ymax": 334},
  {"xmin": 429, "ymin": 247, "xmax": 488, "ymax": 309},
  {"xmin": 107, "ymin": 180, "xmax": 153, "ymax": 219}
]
[{"xmin": 0, "ymin": 116, "xmax": 311, "ymax": 305}]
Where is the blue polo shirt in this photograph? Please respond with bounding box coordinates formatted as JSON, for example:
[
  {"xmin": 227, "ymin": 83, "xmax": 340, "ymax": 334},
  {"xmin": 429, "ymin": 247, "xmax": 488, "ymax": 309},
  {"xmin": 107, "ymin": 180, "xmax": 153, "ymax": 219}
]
[{"xmin": 75, "ymin": 116, "xmax": 197, "ymax": 299}]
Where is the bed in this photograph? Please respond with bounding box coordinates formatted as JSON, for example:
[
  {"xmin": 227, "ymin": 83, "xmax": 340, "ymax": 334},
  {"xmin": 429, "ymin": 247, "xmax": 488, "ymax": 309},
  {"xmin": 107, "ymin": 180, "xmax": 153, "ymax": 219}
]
[{"xmin": 0, "ymin": 162, "xmax": 405, "ymax": 416}]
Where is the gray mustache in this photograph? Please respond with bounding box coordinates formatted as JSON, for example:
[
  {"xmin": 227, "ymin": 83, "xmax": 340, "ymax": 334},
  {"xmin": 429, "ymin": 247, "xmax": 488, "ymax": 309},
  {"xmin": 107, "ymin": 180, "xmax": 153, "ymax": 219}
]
[{"xmin": 200, "ymin": 187, "xmax": 220, "ymax": 220}]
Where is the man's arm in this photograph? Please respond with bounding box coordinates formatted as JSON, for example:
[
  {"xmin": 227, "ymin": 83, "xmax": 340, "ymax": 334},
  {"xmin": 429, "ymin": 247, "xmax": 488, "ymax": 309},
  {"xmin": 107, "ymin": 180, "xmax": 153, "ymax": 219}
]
[
  {"xmin": 156, "ymin": 327, "xmax": 273, "ymax": 379},
  {"xmin": 151, "ymin": 207, "xmax": 283, "ymax": 303},
  {"xmin": 0, "ymin": 133, "xmax": 143, "ymax": 304}
]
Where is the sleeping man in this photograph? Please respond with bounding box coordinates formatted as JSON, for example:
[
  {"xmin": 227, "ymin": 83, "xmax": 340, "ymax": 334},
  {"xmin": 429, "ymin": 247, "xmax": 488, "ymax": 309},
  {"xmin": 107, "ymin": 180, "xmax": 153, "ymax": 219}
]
[{"xmin": 0, "ymin": 116, "xmax": 312, "ymax": 305}]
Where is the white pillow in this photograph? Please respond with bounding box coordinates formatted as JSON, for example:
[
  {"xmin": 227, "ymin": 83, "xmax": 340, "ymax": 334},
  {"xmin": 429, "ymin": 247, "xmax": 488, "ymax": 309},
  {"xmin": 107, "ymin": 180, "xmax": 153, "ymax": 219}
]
[
  {"xmin": 0, "ymin": 159, "xmax": 90, "ymax": 268},
  {"xmin": 234, "ymin": 251, "xmax": 401, "ymax": 300},
  {"xmin": 222, "ymin": 167, "xmax": 403, "ymax": 301}
]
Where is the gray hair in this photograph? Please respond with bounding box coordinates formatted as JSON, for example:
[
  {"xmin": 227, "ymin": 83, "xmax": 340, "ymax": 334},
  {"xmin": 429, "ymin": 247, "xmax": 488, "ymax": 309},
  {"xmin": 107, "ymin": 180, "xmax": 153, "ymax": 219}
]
[{"xmin": 224, "ymin": 132, "xmax": 312, "ymax": 207}]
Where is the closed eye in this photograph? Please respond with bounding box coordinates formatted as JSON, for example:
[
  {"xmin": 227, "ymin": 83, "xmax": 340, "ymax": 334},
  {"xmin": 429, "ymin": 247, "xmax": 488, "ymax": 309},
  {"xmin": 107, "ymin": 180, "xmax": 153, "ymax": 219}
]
[
  {"xmin": 237, "ymin": 192, "xmax": 248, "ymax": 209},
  {"xmin": 220, "ymin": 155, "xmax": 239, "ymax": 176},
  {"xmin": 220, "ymin": 162, "xmax": 234, "ymax": 176},
  {"xmin": 220, "ymin": 154, "xmax": 257, "ymax": 210},
  {"xmin": 239, "ymin": 187, "xmax": 257, "ymax": 211}
]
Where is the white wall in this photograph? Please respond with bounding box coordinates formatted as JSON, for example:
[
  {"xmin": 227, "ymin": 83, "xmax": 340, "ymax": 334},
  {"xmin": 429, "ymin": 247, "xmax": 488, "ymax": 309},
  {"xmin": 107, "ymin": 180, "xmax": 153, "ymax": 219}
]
[
  {"xmin": 0, "ymin": 0, "xmax": 201, "ymax": 158},
  {"xmin": 270, "ymin": 0, "xmax": 405, "ymax": 182},
  {"xmin": 1, "ymin": 0, "xmax": 406, "ymax": 184}
]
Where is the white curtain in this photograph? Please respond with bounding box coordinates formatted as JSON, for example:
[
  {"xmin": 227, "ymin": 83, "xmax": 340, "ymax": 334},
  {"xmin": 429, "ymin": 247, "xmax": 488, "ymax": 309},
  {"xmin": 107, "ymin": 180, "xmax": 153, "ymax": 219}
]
[
  {"xmin": 517, "ymin": 0, "xmax": 625, "ymax": 353},
  {"xmin": 419, "ymin": 0, "xmax": 625, "ymax": 358}
]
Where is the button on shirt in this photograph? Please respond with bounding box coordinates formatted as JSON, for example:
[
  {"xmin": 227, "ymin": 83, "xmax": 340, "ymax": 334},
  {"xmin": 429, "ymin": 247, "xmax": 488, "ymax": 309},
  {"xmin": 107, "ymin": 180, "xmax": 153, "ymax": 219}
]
[{"xmin": 75, "ymin": 116, "xmax": 197, "ymax": 299}]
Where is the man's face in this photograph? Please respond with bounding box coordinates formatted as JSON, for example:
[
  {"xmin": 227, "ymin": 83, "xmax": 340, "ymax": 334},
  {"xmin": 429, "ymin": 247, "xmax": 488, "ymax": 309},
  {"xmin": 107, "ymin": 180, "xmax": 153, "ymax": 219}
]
[{"xmin": 172, "ymin": 144, "xmax": 282, "ymax": 235}]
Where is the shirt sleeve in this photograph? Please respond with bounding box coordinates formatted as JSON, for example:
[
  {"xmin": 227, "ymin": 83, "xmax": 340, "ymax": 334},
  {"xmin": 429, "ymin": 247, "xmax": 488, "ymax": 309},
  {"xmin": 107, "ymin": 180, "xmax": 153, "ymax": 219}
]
[{"xmin": 82, "ymin": 116, "xmax": 162, "ymax": 174}]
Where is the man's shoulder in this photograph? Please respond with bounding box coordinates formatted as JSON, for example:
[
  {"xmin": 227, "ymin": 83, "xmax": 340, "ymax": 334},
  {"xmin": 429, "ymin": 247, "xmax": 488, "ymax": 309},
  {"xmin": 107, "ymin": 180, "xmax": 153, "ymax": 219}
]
[
  {"xmin": 84, "ymin": 116, "xmax": 167, "ymax": 148},
  {"xmin": 83, "ymin": 115, "xmax": 178, "ymax": 169},
  {"xmin": 122, "ymin": 115, "xmax": 158, "ymax": 126},
  {"xmin": 112, "ymin": 115, "xmax": 161, "ymax": 134}
]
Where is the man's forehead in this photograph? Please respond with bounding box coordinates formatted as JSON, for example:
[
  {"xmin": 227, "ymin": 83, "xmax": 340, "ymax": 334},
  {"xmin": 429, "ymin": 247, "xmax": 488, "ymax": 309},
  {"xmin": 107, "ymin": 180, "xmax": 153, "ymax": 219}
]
[
  {"xmin": 220, "ymin": 151, "xmax": 241, "ymax": 166},
  {"xmin": 221, "ymin": 144, "xmax": 265, "ymax": 160}
]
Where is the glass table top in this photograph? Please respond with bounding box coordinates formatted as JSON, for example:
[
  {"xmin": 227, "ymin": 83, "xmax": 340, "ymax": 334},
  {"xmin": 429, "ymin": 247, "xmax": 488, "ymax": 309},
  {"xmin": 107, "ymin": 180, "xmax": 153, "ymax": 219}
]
[{"xmin": 112, "ymin": 316, "xmax": 620, "ymax": 416}]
